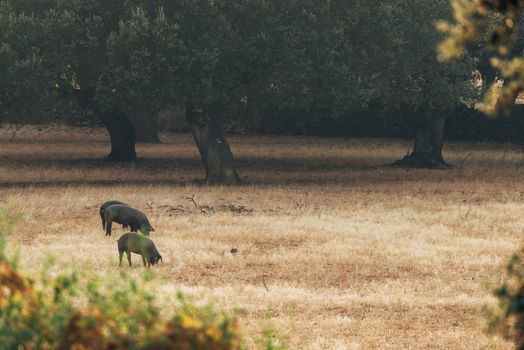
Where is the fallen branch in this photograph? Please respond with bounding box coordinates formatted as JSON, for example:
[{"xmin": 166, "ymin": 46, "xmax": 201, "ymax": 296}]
[
  {"xmin": 8, "ymin": 124, "xmax": 24, "ymax": 142},
  {"xmin": 200, "ymin": 205, "xmax": 215, "ymax": 214},
  {"xmin": 262, "ymin": 275, "xmax": 269, "ymax": 291},
  {"xmin": 186, "ymin": 194, "xmax": 198, "ymax": 208},
  {"xmin": 217, "ymin": 204, "xmax": 253, "ymax": 213},
  {"xmin": 166, "ymin": 207, "xmax": 186, "ymax": 212}
]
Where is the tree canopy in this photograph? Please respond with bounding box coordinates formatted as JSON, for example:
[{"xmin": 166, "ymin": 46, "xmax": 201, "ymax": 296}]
[
  {"xmin": 0, "ymin": 0, "xmax": 483, "ymax": 178},
  {"xmin": 0, "ymin": 0, "xmax": 477, "ymax": 120}
]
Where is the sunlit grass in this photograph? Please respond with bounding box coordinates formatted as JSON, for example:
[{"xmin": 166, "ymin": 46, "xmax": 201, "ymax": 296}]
[{"xmin": 1, "ymin": 124, "xmax": 521, "ymax": 348}]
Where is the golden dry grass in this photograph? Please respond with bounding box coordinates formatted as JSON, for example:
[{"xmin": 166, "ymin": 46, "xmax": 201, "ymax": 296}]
[{"xmin": 2, "ymin": 125, "xmax": 523, "ymax": 349}]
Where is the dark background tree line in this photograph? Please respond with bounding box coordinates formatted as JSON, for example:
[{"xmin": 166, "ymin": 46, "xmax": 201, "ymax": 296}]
[{"xmin": 0, "ymin": 0, "xmax": 518, "ymax": 183}]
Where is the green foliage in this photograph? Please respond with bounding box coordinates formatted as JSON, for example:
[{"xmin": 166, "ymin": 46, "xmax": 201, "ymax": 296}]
[
  {"xmin": 0, "ymin": 2, "xmax": 51, "ymax": 123},
  {"xmin": 488, "ymin": 244, "xmax": 524, "ymax": 349},
  {"xmin": 1, "ymin": 0, "xmax": 476, "ymax": 130},
  {"xmin": 255, "ymin": 323, "xmax": 288, "ymax": 350},
  {"xmin": 0, "ymin": 199, "xmax": 22, "ymax": 260},
  {"xmin": 439, "ymin": 0, "xmax": 524, "ymax": 115},
  {"xmin": 0, "ymin": 202, "xmax": 282, "ymax": 350},
  {"xmin": 227, "ymin": 0, "xmax": 475, "ymax": 117},
  {"xmin": 361, "ymin": 0, "xmax": 475, "ymax": 111},
  {"xmin": 101, "ymin": 6, "xmax": 179, "ymax": 113}
]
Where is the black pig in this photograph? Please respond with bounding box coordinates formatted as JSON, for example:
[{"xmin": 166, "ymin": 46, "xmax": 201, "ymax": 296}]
[
  {"xmin": 100, "ymin": 200, "xmax": 128, "ymax": 231},
  {"xmin": 104, "ymin": 204, "xmax": 154, "ymax": 236},
  {"xmin": 117, "ymin": 232, "xmax": 163, "ymax": 267}
]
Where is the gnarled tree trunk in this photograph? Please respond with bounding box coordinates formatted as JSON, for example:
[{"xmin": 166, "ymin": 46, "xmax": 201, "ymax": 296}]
[
  {"xmin": 394, "ymin": 108, "xmax": 447, "ymax": 168},
  {"xmin": 74, "ymin": 87, "xmax": 137, "ymax": 162},
  {"xmin": 187, "ymin": 104, "xmax": 240, "ymax": 184},
  {"xmin": 101, "ymin": 110, "xmax": 137, "ymax": 162},
  {"xmin": 128, "ymin": 109, "xmax": 161, "ymax": 143}
]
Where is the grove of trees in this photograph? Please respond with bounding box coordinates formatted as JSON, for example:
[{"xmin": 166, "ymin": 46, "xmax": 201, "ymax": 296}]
[{"xmin": 0, "ymin": 0, "xmax": 500, "ymax": 183}]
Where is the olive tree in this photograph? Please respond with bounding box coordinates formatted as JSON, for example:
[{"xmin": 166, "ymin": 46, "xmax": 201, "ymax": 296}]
[
  {"xmin": 106, "ymin": 1, "xmax": 241, "ymax": 183},
  {"xmin": 222, "ymin": 0, "xmax": 477, "ymax": 168},
  {"xmin": 41, "ymin": 0, "xmax": 140, "ymax": 161},
  {"xmin": 2, "ymin": 0, "xmax": 163, "ymax": 160},
  {"xmin": 1, "ymin": 0, "xmax": 481, "ymax": 179},
  {"xmin": 361, "ymin": 0, "xmax": 476, "ymax": 168}
]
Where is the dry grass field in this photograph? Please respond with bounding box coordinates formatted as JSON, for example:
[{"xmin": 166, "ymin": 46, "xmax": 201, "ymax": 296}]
[{"xmin": 2, "ymin": 125, "xmax": 524, "ymax": 349}]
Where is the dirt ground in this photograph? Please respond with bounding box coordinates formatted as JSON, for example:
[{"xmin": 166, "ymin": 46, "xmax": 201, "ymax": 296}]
[{"xmin": 1, "ymin": 125, "xmax": 522, "ymax": 349}]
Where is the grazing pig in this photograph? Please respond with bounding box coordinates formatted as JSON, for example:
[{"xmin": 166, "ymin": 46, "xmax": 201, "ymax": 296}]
[
  {"xmin": 103, "ymin": 204, "xmax": 155, "ymax": 236},
  {"xmin": 100, "ymin": 200, "xmax": 128, "ymax": 231},
  {"xmin": 117, "ymin": 232, "xmax": 163, "ymax": 267}
]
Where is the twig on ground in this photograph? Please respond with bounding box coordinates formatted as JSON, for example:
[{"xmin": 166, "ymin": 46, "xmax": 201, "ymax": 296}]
[
  {"xmin": 166, "ymin": 206, "xmax": 186, "ymax": 212},
  {"xmin": 220, "ymin": 204, "xmax": 253, "ymax": 213},
  {"xmin": 200, "ymin": 205, "xmax": 215, "ymax": 214},
  {"xmin": 262, "ymin": 275, "xmax": 269, "ymax": 291},
  {"xmin": 186, "ymin": 194, "xmax": 198, "ymax": 208},
  {"xmin": 8, "ymin": 124, "xmax": 24, "ymax": 142}
]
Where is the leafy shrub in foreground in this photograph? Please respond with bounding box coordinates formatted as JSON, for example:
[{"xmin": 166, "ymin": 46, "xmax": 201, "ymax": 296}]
[
  {"xmin": 0, "ymin": 201, "xmax": 267, "ymax": 350},
  {"xmin": 489, "ymin": 245, "xmax": 524, "ymax": 349}
]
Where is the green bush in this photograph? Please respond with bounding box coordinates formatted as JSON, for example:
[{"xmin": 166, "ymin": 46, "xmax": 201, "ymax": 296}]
[
  {"xmin": 488, "ymin": 245, "xmax": 524, "ymax": 349},
  {"xmin": 0, "ymin": 201, "xmax": 279, "ymax": 350}
]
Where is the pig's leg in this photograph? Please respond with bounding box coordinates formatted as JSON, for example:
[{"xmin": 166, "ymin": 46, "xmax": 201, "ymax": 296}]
[{"xmin": 106, "ymin": 221, "xmax": 113, "ymax": 236}]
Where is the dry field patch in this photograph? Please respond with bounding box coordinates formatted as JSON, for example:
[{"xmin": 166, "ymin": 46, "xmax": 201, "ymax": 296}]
[{"xmin": 1, "ymin": 125, "xmax": 523, "ymax": 348}]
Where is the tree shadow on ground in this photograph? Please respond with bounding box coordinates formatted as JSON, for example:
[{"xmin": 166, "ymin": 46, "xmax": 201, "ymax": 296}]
[{"xmin": 0, "ymin": 153, "xmax": 506, "ymax": 188}]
